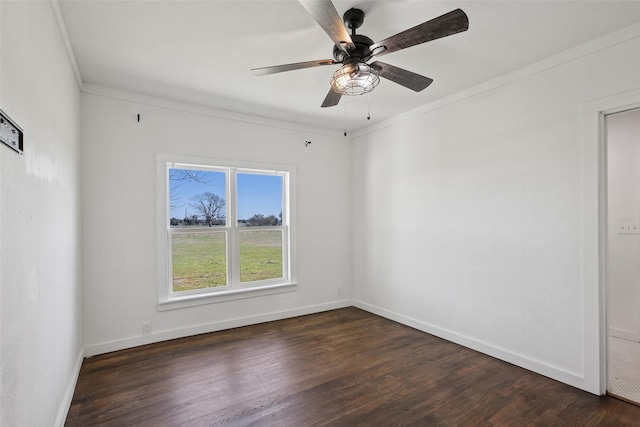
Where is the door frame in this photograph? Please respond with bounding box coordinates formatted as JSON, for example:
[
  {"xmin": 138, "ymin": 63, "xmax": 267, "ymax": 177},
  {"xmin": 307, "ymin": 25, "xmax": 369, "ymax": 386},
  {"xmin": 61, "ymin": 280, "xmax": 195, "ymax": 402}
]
[
  {"xmin": 603, "ymin": 106, "xmax": 640, "ymax": 401},
  {"xmin": 583, "ymin": 89, "xmax": 640, "ymax": 395}
]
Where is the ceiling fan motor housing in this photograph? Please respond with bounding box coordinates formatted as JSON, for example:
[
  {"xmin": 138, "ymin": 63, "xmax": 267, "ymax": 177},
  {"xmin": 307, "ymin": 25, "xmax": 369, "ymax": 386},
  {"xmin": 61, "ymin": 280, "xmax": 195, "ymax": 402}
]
[
  {"xmin": 333, "ymin": 34, "xmax": 374, "ymax": 63},
  {"xmin": 332, "ymin": 8, "xmax": 373, "ymax": 63}
]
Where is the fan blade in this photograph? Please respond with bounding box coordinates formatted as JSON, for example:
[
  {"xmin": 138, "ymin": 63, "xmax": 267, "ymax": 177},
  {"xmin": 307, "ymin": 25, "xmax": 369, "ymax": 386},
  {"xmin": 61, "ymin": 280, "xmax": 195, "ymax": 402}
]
[
  {"xmin": 299, "ymin": 0, "xmax": 355, "ymax": 52},
  {"xmin": 321, "ymin": 88, "xmax": 342, "ymax": 107},
  {"xmin": 370, "ymin": 61, "xmax": 433, "ymax": 92},
  {"xmin": 369, "ymin": 9, "xmax": 468, "ymax": 57},
  {"xmin": 251, "ymin": 59, "xmax": 337, "ymax": 76}
]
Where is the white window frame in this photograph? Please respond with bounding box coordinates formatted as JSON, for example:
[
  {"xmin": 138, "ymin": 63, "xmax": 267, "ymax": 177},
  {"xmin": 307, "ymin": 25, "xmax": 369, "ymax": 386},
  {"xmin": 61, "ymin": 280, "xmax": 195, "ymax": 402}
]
[{"xmin": 157, "ymin": 154, "xmax": 297, "ymax": 311}]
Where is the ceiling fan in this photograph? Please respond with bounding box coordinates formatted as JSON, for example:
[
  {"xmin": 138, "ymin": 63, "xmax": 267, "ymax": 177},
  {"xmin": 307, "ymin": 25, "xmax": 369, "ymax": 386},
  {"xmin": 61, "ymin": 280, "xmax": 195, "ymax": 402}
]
[{"xmin": 251, "ymin": 0, "xmax": 469, "ymax": 108}]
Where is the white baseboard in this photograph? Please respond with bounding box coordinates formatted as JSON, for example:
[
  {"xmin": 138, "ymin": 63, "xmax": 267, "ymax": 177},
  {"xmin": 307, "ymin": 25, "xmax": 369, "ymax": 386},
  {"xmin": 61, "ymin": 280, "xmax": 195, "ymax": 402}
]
[
  {"xmin": 352, "ymin": 299, "xmax": 588, "ymax": 392},
  {"xmin": 609, "ymin": 327, "xmax": 640, "ymax": 342},
  {"xmin": 54, "ymin": 346, "xmax": 84, "ymax": 427},
  {"xmin": 84, "ymin": 300, "xmax": 351, "ymax": 357}
]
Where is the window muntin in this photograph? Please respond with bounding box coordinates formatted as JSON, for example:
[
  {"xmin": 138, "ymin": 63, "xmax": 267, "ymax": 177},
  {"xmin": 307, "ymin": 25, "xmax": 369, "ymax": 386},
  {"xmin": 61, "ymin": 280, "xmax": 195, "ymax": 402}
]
[{"xmin": 166, "ymin": 163, "xmax": 290, "ymax": 297}]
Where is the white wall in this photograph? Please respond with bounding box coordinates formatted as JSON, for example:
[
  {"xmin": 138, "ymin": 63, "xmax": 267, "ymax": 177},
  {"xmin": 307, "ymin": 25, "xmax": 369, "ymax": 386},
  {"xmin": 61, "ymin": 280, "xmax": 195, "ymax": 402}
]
[
  {"xmin": 80, "ymin": 88, "xmax": 352, "ymax": 354},
  {"xmin": 607, "ymin": 108, "xmax": 640, "ymax": 342},
  {"xmin": 0, "ymin": 1, "xmax": 83, "ymax": 426},
  {"xmin": 351, "ymin": 27, "xmax": 640, "ymax": 393}
]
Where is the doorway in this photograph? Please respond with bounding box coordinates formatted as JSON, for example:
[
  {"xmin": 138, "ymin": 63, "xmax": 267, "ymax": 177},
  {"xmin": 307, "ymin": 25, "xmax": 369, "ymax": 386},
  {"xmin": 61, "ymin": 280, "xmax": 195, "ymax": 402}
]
[{"xmin": 606, "ymin": 107, "xmax": 640, "ymax": 405}]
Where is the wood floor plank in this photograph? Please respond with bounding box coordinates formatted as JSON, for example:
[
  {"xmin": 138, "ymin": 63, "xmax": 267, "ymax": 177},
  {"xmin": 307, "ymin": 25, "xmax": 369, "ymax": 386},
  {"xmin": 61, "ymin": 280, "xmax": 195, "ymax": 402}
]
[{"xmin": 66, "ymin": 308, "xmax": 640, "ymax": 426}]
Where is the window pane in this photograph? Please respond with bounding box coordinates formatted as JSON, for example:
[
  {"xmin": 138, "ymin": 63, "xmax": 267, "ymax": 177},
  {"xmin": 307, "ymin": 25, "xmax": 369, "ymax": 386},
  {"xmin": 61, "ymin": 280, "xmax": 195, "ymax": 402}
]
[
  {"xmin": 169, "ymin": 168, "xmax": 226, "ymax": 227},
  {"xmin": 172, "ymin": 232, "xmax": 227, "ymax": 291},
  {"xmin": 237, "ymin": 173, "xmax": 282, "ymax": 226},
  {"xmin": 239, "ymin": 230, "xmax": 283, "ymax": 282}
]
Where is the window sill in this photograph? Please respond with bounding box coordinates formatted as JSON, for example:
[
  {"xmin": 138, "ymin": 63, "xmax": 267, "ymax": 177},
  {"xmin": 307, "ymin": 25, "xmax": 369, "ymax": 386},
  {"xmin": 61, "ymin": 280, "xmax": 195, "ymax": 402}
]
[{"xmin": 158, "ymin": 282, "xmax": 298, "ymax": 311}]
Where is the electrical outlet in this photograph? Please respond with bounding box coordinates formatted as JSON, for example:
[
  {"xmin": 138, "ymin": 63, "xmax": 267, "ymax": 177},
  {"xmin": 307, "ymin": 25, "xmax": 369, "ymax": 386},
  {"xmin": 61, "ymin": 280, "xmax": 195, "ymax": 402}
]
[
  {"xmin": 142, "ymin": 321, "xmax": 152, "ymax": 336},
  {"xmin": 337, "ymin": 286, "xmax": 343, "ymax": 296},
  {"xmin": 618, "ymin": 222, "xmax": 639, "ymax": 235}
]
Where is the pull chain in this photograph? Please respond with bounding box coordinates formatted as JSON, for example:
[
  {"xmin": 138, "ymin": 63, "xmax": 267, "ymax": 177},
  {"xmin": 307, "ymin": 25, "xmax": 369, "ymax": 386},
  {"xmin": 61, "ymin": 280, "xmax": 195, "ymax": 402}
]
[
  {"xmin": 367, "ymin": 93, "xmax": 371, "ymax": 120},
  {"xmin": 344, "ymin": 98, "xmax": 347, "ymax": 136}
]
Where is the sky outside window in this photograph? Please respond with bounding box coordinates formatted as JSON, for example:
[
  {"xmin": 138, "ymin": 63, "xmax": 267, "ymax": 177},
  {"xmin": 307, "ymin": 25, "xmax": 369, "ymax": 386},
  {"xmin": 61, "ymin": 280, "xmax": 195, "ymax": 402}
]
[
  {"xmin": 237, "ymin": 173, "xmax": 283, "ymax": 222},
  {"xmin": 169, "ymin": 168, "xmax": 282, "ymax": 221}
]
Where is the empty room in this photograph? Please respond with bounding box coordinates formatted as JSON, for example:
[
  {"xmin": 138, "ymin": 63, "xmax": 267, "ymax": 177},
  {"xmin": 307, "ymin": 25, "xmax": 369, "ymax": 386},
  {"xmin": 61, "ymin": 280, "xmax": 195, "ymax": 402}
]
[{"xmin": 2, "ymin": 0, "xmax": 640, "ymax": 425}]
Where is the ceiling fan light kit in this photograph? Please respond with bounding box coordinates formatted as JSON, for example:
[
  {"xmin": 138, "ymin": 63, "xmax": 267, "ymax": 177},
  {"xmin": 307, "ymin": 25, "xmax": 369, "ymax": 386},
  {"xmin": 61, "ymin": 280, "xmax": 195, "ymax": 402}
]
[
  {"xmin": 330, "ymin": 62, "xmax": 380, "ymax": 96},
  {"xmin": 251, "ymin": 1, "xmax": 469, "ymax": 109}
]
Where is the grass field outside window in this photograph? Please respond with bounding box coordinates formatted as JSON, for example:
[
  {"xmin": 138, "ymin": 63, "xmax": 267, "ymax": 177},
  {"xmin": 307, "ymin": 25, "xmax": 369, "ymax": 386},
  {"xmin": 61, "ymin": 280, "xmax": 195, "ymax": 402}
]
[{"xmin": 171, "ymin": 230, "xmax": 284, "ymax": 291}]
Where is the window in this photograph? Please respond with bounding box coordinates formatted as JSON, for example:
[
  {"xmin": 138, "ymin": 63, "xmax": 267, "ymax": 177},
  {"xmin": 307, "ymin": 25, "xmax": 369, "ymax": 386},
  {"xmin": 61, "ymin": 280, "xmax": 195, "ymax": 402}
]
[{"xmin": 157, "ymin": 156, "xmax": 296, "ymax": 309}]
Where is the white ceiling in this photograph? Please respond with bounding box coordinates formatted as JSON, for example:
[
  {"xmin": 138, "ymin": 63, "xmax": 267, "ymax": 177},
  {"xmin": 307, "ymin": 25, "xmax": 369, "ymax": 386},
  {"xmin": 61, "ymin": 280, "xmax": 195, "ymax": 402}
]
[{"xmin": 58, "ymin": 1, "xmax": 640, "ymax": 133}]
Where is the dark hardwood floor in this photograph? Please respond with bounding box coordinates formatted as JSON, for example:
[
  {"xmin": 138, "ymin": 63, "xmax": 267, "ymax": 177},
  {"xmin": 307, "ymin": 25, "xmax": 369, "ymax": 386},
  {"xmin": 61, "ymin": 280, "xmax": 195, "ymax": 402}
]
[{"xmin": 66, "ymin": 307, "xmax": 640, "ymax": 426}]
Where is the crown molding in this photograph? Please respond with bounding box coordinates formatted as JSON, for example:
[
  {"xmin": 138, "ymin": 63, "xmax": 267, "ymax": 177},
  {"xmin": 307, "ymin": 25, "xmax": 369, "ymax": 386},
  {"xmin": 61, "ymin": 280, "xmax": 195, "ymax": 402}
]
[
  {"xmin": 81, "ymin": 83, "xmax": 341, "ymax": 138},
  {"xmin": 50, "ymin": 0, "xmax": 82, "ymax": 89},
  {"xmin": 351, "ymin": 22, "xmax": 640, "ymax": 140}
]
